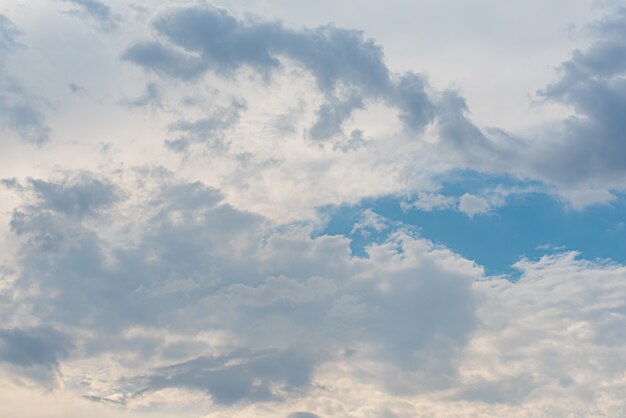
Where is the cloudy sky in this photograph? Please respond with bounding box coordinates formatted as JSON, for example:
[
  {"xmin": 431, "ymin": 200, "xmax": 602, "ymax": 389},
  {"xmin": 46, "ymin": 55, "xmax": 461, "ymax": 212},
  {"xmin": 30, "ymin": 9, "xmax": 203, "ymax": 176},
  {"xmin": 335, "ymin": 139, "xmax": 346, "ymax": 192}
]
[{"xmin": 1, "ymin": 0, "xmax": 626, "ymax": 416}]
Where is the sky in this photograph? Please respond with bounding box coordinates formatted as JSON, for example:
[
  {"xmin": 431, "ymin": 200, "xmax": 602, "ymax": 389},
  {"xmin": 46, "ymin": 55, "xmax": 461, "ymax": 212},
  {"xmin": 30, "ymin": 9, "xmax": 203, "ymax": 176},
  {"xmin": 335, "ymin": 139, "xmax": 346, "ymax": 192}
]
[{"xmin": 1, "ymin": 0, "xmax": 626, "ymax": 417}]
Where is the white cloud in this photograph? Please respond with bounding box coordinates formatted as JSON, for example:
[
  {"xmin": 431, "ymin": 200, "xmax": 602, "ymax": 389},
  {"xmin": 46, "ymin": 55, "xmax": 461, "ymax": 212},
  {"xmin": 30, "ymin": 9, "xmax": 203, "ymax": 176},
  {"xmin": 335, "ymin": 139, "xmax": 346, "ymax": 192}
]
[
  {"xmin": 458, "ymin": 193, "xmax": 491, "ymax": 217},
  {"xmin": 350, "ymin": 209, "xmax": 389, "ymax": 235},
  {"xmin": 411, "ymin": 192, "xmax": 457, "ymax": 211}
]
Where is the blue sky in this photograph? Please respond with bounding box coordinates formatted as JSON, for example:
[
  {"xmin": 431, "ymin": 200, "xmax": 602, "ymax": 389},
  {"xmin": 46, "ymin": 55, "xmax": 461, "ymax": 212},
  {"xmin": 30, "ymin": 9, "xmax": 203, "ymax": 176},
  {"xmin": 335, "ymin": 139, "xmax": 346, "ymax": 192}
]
[
  {"xmin": 321, "ymin": 170, "xmax": 626, "ymax": 276},
  {"xmin": 1, "ymin": 1, "xmax": 626, "ymax": 417}
]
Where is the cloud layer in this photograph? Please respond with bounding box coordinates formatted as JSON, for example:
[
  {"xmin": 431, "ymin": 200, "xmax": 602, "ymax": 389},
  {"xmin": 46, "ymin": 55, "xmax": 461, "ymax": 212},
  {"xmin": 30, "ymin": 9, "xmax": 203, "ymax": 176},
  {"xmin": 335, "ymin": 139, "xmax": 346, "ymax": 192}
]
[{"xmin": 1, "ymin": 1, "xmax": 626, "ymax": 417}]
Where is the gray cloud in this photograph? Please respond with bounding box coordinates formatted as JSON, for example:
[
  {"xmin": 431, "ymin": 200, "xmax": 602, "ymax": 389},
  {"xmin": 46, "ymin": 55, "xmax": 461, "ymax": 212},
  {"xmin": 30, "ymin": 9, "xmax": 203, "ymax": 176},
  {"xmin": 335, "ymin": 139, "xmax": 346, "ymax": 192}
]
[
  {"xmin": 7, "ymin": 173, "xmax": 120, "ymax": 220},
  {"xmin": 121, "ymin": 82, "xmax": 162, "ymax": 109},
  {"xmin": 444, "ymin": 7, "xmax": 626, "ymax": 193},
  {"xmin": 67, "ymin": 82, "xmax": 86, "ymax": 94},
  {"xmin": 4, "ymin": 169, "xmax": 478, "ymax": 402},
  {"xmin": 122, "ymin": 4, "xmax": 436, "ymax": 138},
  {"xmin": 453, "ymin": 374, "xmax": 535, "ymax": 404},
  {"xmin": 122, "ymin": 40, "xmax": 209, "ymax": 80},
  {"xmin": 332, "ymin": 128, "xmax": 368, "ymax": 152},
  {"xmin": 165, "ymin": 98, "xmax": 246, "ymax": 152},
  {"xmin": 62, "ymin": 0, "xmax": 121, "ymax": 32},
  {"xmin": 0, "ymin": 14, "xmax": 20, "ymax": 57},
  {"xmin": 137, "ymin": 348, "xmax": 317, "ymax": 405},
  {"xmin": 395, "ymin": 72, "xmax": 436, "ymax": 132},
  {"xmin": 0, "ymin": 326, "xmax": 73, "ymax": 386},
  {"xmin": 400, "ymin": 7, "xmax": 626, "ymax": 197},
  {"xmin": 309, "ymin": 93, "xmax": 364, "ymax": 140},
  {"xmin": 0, "ymin": 326, "xmax": 74, "ymax": 387},
  {"xmin": 3, "ymin": 4, "xmax": 626, "ymax": 416},
  {"xmin": 287, "ymin": 413, "xmax": 321, "ymax": 418},
  {"xmin": 0, "ymin": 326, "xmax": 72, "ymax": 368},
  {"xmin": 29, "ymin": 177, "xmax": 119, "ymax": 217},
  {"xmin": 531, "ymin": 8, "xmax": 626, "ymax": 185},
  {"xmin": 0, "ymin": 98, "xmax": 51, "ymax": 145},
  {"xmin": 120, "ymin": 3, "xmax": 626, "ymax": 198},
  {"xmin": 0, "ymin": 15, "xmax": 51, "ymax": 144}
]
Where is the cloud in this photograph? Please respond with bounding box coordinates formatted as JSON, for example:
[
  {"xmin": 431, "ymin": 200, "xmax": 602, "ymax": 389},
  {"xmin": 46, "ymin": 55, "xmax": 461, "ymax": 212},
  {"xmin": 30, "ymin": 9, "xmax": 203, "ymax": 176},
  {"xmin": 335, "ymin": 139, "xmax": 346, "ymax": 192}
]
[
  {"xmin": 67, "ymin": 82, "xmax": 86, "ymax": 94},
  {"xmin": 0, "ymin": 14, "xmax": 20, "ymax": 56},
  {"xmin": 2, "ymin": 169, "xmax": 626, "ymax": 415},
  {"xmin": 122, "ymin": 3, "xmax": 437, "ymax": 138},
  {"xmin": 0, "ymin": 326, "xmax": 71, "ymax": 368},
  {"xmin": 454, "ymin": 252, "xmax": 626, "ymax": 415},
  {"xmin": 0, "ymin": 98, "xmax": 51, "ymax": 145},
  {"xmin": 287, "ymin": 413, "xmax": 320, "ymax": 418},
  {"xmin": 395, "ymin": 72, "xmax": 436, "ymax": 132},
  {"xmin": 121, "ymin": 83, "xmax": 161, "ymax": 109},
  {"xmin": 308, "ymin": 93, "xmax": 364, "ymax": 140},
  {"xmin": 0, "ymin": 326, "xmax": 72, "ymax": 386},
  {"xmin": 350, "ymin": 209, "xmax": 389, "ymax": 236},
  {"xmin": 410, "ymin": 193, "xmax": 457, "ymax": 211},
  {"xmin": 137, "ymin": 348, "xmax": 318, "ymax": 405},
  {"xmin": 61, "ymin": 0, "xmax": 121, "ymax": 32},
  {"xmin": 529, "ymin": 8, "xmax": 626, "ymax": 186},
  {"xmin": 29, "ymin": 175, "xmax": 118, "ymax": 216},
  {"xmin": 458, "ymin": 193, "xmax": 491, "ymax": 217},
  {"xmin": 332, "ymin": 128, "xmax": 369, "ymax": 152},
  {"xmin": 3, "ymin": 3, "xmax": 626, "ymax": 417},
  {"xmin": 164, "ymin": 98, "xmax": 247, "ymax": 152},
  {"xmin": 0, "ymin": 15, "xmax": 51, "ymax": 144},
  {"xmin": 2, "ymin": 168, "xmax": 479, "ymax": 405},
  {"xmin": 438, "ymin": 7, "xmax": 626, "ymax": 202},
  {"xmin": 192, "ymin": 252, "xmax": 626, "ymax": 417}
]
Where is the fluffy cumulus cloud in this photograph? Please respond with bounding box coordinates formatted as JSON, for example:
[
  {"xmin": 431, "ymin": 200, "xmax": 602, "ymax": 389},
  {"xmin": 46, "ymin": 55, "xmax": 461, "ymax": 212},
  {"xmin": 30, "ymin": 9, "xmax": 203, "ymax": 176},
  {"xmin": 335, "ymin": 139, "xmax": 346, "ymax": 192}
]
[{"xmin": 1, "ymin": 0, "xmax": 626, "ymax": 417}]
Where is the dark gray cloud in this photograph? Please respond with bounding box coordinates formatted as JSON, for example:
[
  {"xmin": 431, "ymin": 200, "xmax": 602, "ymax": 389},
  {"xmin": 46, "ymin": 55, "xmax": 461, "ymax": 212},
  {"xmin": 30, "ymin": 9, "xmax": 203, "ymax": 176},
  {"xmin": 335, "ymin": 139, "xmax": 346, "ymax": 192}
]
[
  {"xmin": 122, "ymin": 4, "xmax": 436, "ymax": 138},
  {"xmin": 0, "ymin": 326, "xmax": 72, "ymax": 368},
  {"xmin": 62, "ymin": 0, "xmax": 121, "ymax": 32},
  {"xmin": 531, "ymin": 8, "xmax": 626, "ymax": 185}
]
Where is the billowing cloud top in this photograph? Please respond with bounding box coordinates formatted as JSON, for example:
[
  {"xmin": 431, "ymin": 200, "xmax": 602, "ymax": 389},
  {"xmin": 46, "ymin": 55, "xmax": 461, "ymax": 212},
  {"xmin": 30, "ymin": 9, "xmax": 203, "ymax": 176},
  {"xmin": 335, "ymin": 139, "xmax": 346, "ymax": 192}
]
[{"xmin": 1, "ymin": 1, "xmax": 626, "ymax": 417}]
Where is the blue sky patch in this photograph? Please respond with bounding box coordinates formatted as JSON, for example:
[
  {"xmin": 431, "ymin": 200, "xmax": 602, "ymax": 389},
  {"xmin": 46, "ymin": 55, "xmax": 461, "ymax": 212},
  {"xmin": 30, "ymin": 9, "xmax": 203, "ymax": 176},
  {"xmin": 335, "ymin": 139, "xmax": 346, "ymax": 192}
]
[{"xmin": 318, "ymin": 172, "xmax": 626, "ymax": 277}]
